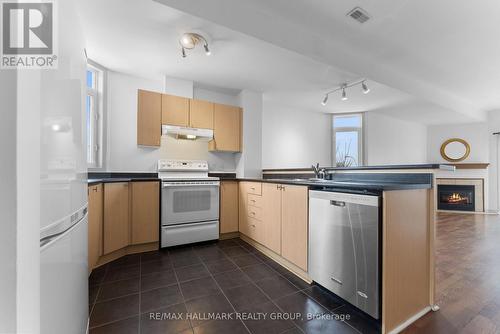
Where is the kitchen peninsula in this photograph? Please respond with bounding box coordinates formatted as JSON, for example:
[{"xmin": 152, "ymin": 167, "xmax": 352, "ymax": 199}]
[{"xmin": 216, "ymin": 164, "xmax": 451, "ymax": 334}]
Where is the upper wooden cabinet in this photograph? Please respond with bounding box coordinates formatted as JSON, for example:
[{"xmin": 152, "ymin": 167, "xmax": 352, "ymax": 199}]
[
  {"xmin": 162, "ymin": 94, "xmax": 190, "ymax": 127},
  {"xmin": 137, "ymin": 89, "xmax": 162, "ymax": 146},
  {"xmin": 220, "ymin": 181, "xmax": 239, "ymax": 234},
  {"xmin": 88, "ymin": 184, "xmax": 103, "ymax": 272},
  {"xmin": 189, "ymin": 99, "xmax": 214, "ymax": 129},
  {"xmin": 209, "ymin": 103, "xmax": 242, "ymax": 152},
  {"xmin": 103, "ymin": 182, "xmax": 130, "ymax": 255},
  {"xmin": 131, "ymin": 181, "xmax": 159, "ymax": 245},
  {"xmin": 137, "ymin": 90, "xmax": 242, "ymax": 152}
]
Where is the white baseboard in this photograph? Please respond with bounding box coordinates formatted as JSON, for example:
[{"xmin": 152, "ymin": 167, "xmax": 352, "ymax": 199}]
[{"xmin": 387, "ymin": 306, "xmax": 431, "ymax": 334}]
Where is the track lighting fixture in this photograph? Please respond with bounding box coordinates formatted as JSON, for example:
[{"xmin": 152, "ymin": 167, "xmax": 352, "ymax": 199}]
[
  {"xmin": 179, "ymin": 32, "xmax": 211, "ymax": 58},
  {"xmin": 321, "ymin": 79, "xmax": 371, "ymax": 106}
]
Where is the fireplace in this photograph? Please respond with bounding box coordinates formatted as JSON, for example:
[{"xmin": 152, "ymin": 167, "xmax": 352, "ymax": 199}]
[{"xmin": 437, "ymin": 184, "xmax": 475, "ymax": 212}]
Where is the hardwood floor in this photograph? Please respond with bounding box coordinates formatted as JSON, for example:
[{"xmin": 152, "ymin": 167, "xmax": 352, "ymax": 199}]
[{"xmin": 404, "ymin": 212, "xmax": 500, "ymax": 334}]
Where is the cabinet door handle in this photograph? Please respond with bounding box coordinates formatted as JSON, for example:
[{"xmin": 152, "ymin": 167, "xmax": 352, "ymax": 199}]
[
  {"xmin": 281, "ymin": 185, "xmax": 285, "ymax": 191},
  {"xmin": 250, "ymin": 199, "xmax": 256, "ymax": 203},
  {"xmin": 250, "ymin": 224, "xmax": 256, "ymax": 228},
  {"xmin": 250, "ymin": 212, "xmax": 255, "ymax": 216}
]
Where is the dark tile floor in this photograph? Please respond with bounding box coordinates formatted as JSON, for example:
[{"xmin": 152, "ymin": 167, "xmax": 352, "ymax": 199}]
[{"xmin": 89, "ymin": 238, "xmax": 380, "ymax": 334}]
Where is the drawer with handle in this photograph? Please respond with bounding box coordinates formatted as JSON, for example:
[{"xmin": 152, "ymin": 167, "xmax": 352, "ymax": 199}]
[
  {"xmin": 247, "ymin": 194, "xmax": 262, "ymax": 208},
  {"xmin": 247, "ymin": 205, "xmax": 262, "ymax": 221},
  {"xmin": 243, "ymin": 182, "xmax": 262, "ymax": 195},
  {"xmin": 245, "ymin": 217, "xmax": 260, "ymax": 239}
]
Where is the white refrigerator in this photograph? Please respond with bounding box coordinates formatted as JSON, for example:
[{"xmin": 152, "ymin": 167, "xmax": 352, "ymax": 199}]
[{"xmin": 39, "ymin": 0, "xmax": 89, "ymax": 333}]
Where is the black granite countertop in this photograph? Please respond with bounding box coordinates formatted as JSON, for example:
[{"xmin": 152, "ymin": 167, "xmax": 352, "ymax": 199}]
[
  {"xmin": 88, "ymin": 172, "xmax": 159, "ymax": 185},
  {"xmin": 262, "ymin": 163, "xmax": 454, "ymax": 172},
  {"xmin": 88, "ymin": 171, "xmax": 432, "ymax": 191},
  {"xmin": 237, "ymin": 177, "xmax": 431, "ymax": 191}
]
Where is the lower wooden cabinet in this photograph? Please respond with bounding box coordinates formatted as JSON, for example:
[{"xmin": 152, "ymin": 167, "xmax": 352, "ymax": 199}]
[
  {"xmin": 220, "ymin": 181, "xmax": 239, "ymax": 234},
  {"xmin": 88, "ymin": 180, "xmax": 160, "ymax": 270},
  {"xmin": 131, "ymin": 181, "xmax": 159, "ymax": 244},
  {"xmin": 261, "ymin": 183, "xmax": 282, "ymax": 254},
  {"xmin": 239, "ymin": 182, "xmax": 308, "ymax": 271},
  {"xmin": 103, "ymin": 182, "xmax": 130, "ymax": 255},
  {"xmin": 239, "ymin": 182, "xmax": 260, "ymax": 236},
  {"xmin": 88, "ymin": 184, "xmax": 103, "ymax": 272},
  {"xmin": 281, "ymin": 184, "xmax": 308, "ymax": 271}
]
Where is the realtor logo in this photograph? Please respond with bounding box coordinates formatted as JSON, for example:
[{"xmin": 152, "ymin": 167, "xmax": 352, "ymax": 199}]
[{"xmin": 1, "ymin": 1, "xmax": 57, "ymax": 68}]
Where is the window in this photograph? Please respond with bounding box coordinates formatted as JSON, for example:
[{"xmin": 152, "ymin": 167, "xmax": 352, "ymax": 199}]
[
  {"xmin": 332, "ymin": 114, "xmax": 363, "ymax": 167},
  {"xmin": 86, "ymin": 65, "xmax": 104, "ymax": 168}
]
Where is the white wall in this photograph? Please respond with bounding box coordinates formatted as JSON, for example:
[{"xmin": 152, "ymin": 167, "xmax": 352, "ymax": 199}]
[
  {"xmin": 488, "ymin": 111, "xmax": 500, "ymax": 211},
  {"xmin": 262, "ymin": 100, "xmax": 331, "ymax": 168},
  {"xmin": 106, "ymin": 71, "xmax": 238, "ymax": 172},
  {"xmin": 364, "ymin": 112, "xmax": 428, "ymax": 165},
  {"xmin": 194, "ymin": 87, "xmax": 239, "ymax": 106},
  {"xmin": 106, "ymin": 71, "xmax": 163, "ymax": 171},
  {"xmin": 427, "ymin": 122, "xmax": 489, "ymax": 163},
  {"xmin": 236, "ymin": 90, "xmax": 263, "ymax": 177},
  {"xmin": 261, "ymin": 104, "xmax": 429, "ymax": 168}
]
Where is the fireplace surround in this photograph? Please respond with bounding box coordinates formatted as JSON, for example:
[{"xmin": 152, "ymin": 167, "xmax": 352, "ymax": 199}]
[
  {"xmin": 438, "ymin": 184, "xmax": 475, "ymax": 211},
  {"xmin": 436, "ymin": 178, "xmax": 484, "ymax": 213}
]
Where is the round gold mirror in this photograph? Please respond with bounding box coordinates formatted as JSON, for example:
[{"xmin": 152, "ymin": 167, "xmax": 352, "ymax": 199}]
[{"xmin": 440, "ymin": 138, "xmax": 470, "ymax": 162}]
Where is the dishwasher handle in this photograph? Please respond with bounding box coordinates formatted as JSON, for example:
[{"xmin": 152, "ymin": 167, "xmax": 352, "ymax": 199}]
[
  {"xmin": 330, "ymin": 200, "xmax": 346, "ymax": 207},
  {"xmin": 309, "ymin": 190, "xmax": 380, "ymax": 207}
]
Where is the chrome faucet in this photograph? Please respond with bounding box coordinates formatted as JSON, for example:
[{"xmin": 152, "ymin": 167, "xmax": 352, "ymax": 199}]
[{"xmin": 312, "ymin": 163, "xmax": 328, "ymax": 179}]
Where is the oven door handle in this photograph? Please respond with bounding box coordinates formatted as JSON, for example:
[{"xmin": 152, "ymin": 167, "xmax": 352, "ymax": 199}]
[{"xmin": 162, "ymin": 182, "xmax": 220, "ymax": 188}]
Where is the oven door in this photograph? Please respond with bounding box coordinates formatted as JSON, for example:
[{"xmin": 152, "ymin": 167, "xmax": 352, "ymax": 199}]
[{"xmin": 161, "ymin": 181, "xmax": 220, "ymax": 225}]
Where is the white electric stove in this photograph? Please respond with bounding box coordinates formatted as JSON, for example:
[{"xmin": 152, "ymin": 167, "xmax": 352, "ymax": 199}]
[{"xmin": 158, "ymin": 159, "xmax": 220, "ymax": 247}]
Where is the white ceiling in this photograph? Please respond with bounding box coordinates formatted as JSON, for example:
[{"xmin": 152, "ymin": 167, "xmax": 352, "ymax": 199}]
[
  {"xmin": 77, "ymin": 0, "xmax": 487, "ymax": 124},
  {"xmin": 155, "ymin": 0, "xmax": 500, "ymax": 122}
]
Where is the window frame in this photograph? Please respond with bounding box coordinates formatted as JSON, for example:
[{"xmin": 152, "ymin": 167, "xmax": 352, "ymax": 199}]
[
  {"xmin": 332, "ymin": 113, "xmax": 364, "ymax": 167},
  {"xmin": 86, "ymin": 61, "xmax": 106, "ymax": 169}
]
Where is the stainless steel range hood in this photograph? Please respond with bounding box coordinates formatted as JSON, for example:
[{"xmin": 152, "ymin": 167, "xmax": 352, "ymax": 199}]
[{"xmin": 161, "ymin": 125, "xmax": 213, "ymax": 141}]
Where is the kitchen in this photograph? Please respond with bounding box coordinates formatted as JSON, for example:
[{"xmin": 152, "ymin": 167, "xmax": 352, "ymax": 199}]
[{"xmin": 2, "ymin": 1, "xmax": 500, "ymax": 334}]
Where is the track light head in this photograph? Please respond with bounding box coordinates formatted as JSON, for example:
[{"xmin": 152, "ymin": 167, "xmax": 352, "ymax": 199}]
[
  {"xmin": 341, "ymin": 88, "xmax": 348, "ymax": 101},
  {"xmin": 181, "ymin": 47, "xmax": 187, "ymax": 58},
  {"xmin": 362, "ymin": 81, "xmax": 370, "ymax": 94},
  {"xmin": 203, "ymin": 44, "xmax": 211, "ymax": 56},
  {"xmin": 321, "ymin": 94, "xmax": 329, "ymax": 106}
]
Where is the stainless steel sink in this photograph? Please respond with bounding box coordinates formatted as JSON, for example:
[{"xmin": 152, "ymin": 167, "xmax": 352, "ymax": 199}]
[{"xmin": 291, "ymin": 178, "xmax": 331, "ymax": 183}]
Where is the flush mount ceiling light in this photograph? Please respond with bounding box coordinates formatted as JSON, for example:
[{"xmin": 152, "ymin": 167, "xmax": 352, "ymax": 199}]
[
  {"xmin": 179, "ymin": 32, "xmax": 211, "ymax": 58},
  {"xmin": 321, "ymin": 79, "xmax": 370, "ymax": 105}
]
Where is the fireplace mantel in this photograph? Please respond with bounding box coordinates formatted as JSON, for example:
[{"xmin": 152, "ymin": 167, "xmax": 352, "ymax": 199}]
[{"xmin": 447, "ymin": 163, "xmax": 490, "ymax": 169}]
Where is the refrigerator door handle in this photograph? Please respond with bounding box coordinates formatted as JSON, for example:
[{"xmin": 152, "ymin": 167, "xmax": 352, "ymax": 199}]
[{"xmin": 40, "ymin": 205, "xmax": 88, "ymax": 246}]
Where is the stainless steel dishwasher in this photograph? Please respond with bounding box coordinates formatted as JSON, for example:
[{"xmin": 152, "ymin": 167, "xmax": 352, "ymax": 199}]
[{"xmin": 309, "ymin": 190, "xmax": 380, "ymax": 319}]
